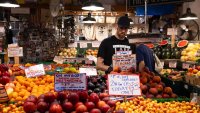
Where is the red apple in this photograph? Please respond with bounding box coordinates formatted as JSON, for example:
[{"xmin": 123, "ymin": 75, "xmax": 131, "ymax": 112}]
[
  {"xmin": 99, "ymin": 93, "xmax": 109, "ymax": 100},
  {"xmin": 89, "ymin": 93, "xmax": 99, "ymax": 104},
  {"xmin": 107, "ymin": 100, "xmax": 116, "ymax": 107},
  {"xmin": 97, "ymin": 101, "xmax": 106, "ymax": 108},
  {"xmin": 76, "ymin": 104, "xmax": 87, "ymax": 113},
  {"xmin": 100, "ymin": 104, "xmax": 110, "ymax": 113},
  {"xmin": 102, "ymin": 97, "xmax": 110, "ymax": 103},
  {"xmin": 75, "ymin": 102, "xmax": 84, "ymax": 108},
  {"xmin": 85, "ymin": 101, "xmax": 95, "ymax": 112},
  {"xmin": 1, "ymin": 76, "xmax": 10, "ymax": 85},
  {"xmin": 38, "ymin": 94, "xmax": 45, "ymax": 100},
  {"xmin": 78, "ymin": 91, "xmax": 88, "ymax": 102},
  {"xmin": 68, "ymin": 92, "xmax": 79, "ymax": 105},
  {"xmin": 57, "ymin": 91, "xmax": 67, "ymax": 102},
  {"xmin": 2, "ymin": 71, "xmax": 10, "ymax": 77},
  {"xmin": 44, "ymin": 92, "xmax": 56, "ymax": 103},
  {"xmin": 90, "ymin": 108, "xmax": 101, "ymax": 113},
  {"xmin": 49, "ymin": 103, "xmax": 63, "ymax": 113},
  {"xmin": 23, "ymin": 102, "xmax": 37, "ymax": 113},
  {"xmin": 62, "ymin": 101, "xmax": 74, "ymax": 113},
  {"xmin": 37, "ymin": 101, "xmax": 49, "ymax": 113},
  {"xmin": 25, "ymin": 95, "xmax": 38, "ymax": 104}
]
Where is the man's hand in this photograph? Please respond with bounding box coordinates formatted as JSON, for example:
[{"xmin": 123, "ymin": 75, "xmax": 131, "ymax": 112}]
[{"xmin": 105, "ymin": 66, "xmax": 113, "ymax": 74}]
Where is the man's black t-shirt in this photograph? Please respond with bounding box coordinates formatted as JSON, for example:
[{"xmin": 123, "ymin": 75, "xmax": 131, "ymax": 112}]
[{"xmin": 97, "ymin": 35, "xmax": 135, "ymax": 66}]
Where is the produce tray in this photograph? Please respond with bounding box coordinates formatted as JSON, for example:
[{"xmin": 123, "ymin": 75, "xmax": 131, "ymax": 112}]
[{"xmin": 152, "ymin": 97, "xmax": 190, "ymax": 103}]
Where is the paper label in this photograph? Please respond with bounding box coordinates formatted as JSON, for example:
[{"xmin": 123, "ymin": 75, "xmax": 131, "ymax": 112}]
[
  {"xmin": 54, "ymin": 73, "xmax": 87, "ymax": 91},
  {"xmin": 116, "ymin": 51, "xmax": 132, "ymax": 55},
  {"xmin": 169, "ymin": 61, "xmax": 177, "ymax": 68},
  {"xmin": 112, "ymin": 54, "xmax": 136, "ymax": 71},
  {"xmin": 25, "ymin": 64, "xmax": 45, "ymax": 78},
  {"xmin": 8, "ymin": 43, "xmax": 18, "ymax": 48},
  {"xmin": 44, "ymin": 65, "xmax": 52, "ymax": 71},
  {"xmin": 85, "ymin": 60, "xmax": 93, "ymax": 65},
  {"xmin": 92, "ymin": 41, "xmax": 100, "ymax": 47},
  {"xmin": 108, "ymin": 74, "xmax": 141, "ymax": 96},
  {"xmin": 8, "ymin": 47, "xmax": 23, "ymax": 57},
  {"xmin": 53, "ymin": 56, "xmax": 64, "ymax": 64},
  {"xmin": 79, "ymin": 68, "xmax": 97, "ymax": 76},
  {"xmin": 68, "ymin": 42, "xmax": 78, "ymax": 48},
  {"xmin": 167, "ymin": 28, "xmax": 177, "ymax": 35},
  {"xmin": 79, "ymin": 42, "xmax": 88, "ymax": 48},
  {"xmin": 182, "ymin": 63, "xmax": 190, "ymax": 69},
  {"xmin": 0, "ymin": 86, "xmax": 9, "ymax": 103}
]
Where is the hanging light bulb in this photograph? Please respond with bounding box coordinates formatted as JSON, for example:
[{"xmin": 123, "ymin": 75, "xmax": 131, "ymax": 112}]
[
  {"xmin": 82, "ymin": 13, "xmax": 96, "ymax": 24},
  {"xmin": 82, "ymin": 1, "xmax": 104, "ymax": 11},
  {"xmin": 179, "ymin": 8, "xmax": 198, "ymax": 20},
  {"xmin": 0, "ymin": 0, "xmax": 20, "ymax": 8}
]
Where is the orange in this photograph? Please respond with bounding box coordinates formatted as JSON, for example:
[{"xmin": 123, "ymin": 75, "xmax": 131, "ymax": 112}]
[
  {"xmin": 16, "ymin": 97, "xmax": 23, "ymax": 101},
  {"xmin": 27, "ymin": 87, "xmax": 32, "ymax": 92},
  {"xmin": 12, "ymin": 92, "xmax": 18, "ymax": 98}
]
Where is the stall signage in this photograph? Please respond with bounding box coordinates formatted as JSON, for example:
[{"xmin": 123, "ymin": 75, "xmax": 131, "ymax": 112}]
[
  {"xmin": 85, "ymin": 60, "xmax": 93, "ymax": 65},
  {"xmin": 108, "ymin": 74, "xmax": 141, "ymax": 96},
  {"xmin": 25, "ymin": 64, "xmax": 45, "ymax": 78},
  {"xmin": 79, "ymin": 42, "xmax": 88, "ymax": 48},
  {"xmin": 112, "ymin": 54, "xmax": 136, "ymax": 71},
  {"xmin": 167, "ymin": 28, "xmax": 177, "ymax": 35},
  {"xmin": 169, "ymin": 61, "xmax": 177, "ymax": 68},
  {"xmin": 53, "ymin": 56, "xmax": 64, "ymax": 64},
  {"xmin": 44, "ymin": 65, "xmax": 52, "ymax": 71},
  {"xmin": 8, "ymin": 47, "xmax": 23, "ymax": 57},
  {"xmin": 0, "ymin": 86, "xmax": 9, "ymax": 103},
  {"xmin": 79, "ymin": 68, "xmax": 97, "ymax": 76},
  {"xmin": 182, "ymin": 63, "xmax": 190, "ymax": 69},
  {"xmin": 92, "ymin": 41, "xmax": 100, "ymax": 48},
  {"xmin": 54, "ymin": 73, "xmax": 87, "ymax": 92},
  {"xmin": 68, "ymin": 42, "xmax": 78, "ymax": 48}
]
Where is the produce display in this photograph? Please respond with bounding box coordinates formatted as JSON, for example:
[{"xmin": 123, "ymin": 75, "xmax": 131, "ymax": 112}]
[
  {"xmin": 87, "ymin": 76, "xmax": 107, "ymax": 94},
  {"xmin": 86, "ymin": 49, "xmax": 98, "ymax": 57},
  {"xmin": 58, "ymin": 48, "xmax": 77, "ymax": 58},
  {"xmin": 115, "ymin": 97, "xmax": 200, "ymax": 113},
  {"xmin": 9, "ymin": 64, "xmax": 25, "ymax": 76},
  {"xmin": 181, "ymin": 42, "xmax": 200, "ymax": 61},
  {"xmin": 160, "ymin": 69, "xmax": 183, "ymax": 81},
  {"xmin": 0, "ymin": 64, "xmax": 12, "ymax": 85}
]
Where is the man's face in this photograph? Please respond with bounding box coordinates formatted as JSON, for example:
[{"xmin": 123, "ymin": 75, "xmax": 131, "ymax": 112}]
[{"xmin": 117, "ymin": 26, "xmax": 128, "ymax": 39}]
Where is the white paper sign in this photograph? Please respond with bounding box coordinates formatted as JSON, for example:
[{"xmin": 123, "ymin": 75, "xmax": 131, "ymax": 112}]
[
  {"xmin": 79, "ymin": 68, "xmax": 97, "ymax": 76},
  {"xmin": 182, "ymin": 63, "xmax": 190, "ymax": 69},
  {"xmin": 79, "ymin": 42, "xmax": 88, "ymax": 48},
  {"xmin": 167, "ymin": 28, "xmax": 178, "ymax": 35},
  {"xmin": 53, "ymin": 56, "xmax": 64, "ymax": 64},
  {"xmin": 169, "ymin": 61, "xmax": 177, "ymax": 68},
  {"xmin": 8, "ymin": 47, "xmax": 23, "ymax": 57},
  {"xmin": 8, "ymin": 43, "xmax": 18, "ymax": 48},
  {"xmin": 68, "ymin": 42, "xmax": 77, "ymax": 48},
  {"xmin": 92, "ymin": 41, "xmax": 100, "ymax": 47},
  {"xmin": 108, "ymin": 74, "xmax": 141, "ymax": 96},
  {"xmin": 25, "ymin": 64, "xmax": 45, "ymax": 78},
  {"xmin": 54, "ymin": 73, "xmax": 87, "ymax": 91}
]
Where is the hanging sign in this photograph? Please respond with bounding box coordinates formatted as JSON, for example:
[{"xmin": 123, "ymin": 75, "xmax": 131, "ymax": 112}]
[
  {"xmin": 79, "ymin": 67, "xmax": 97, "ymax": 76},
  {"xmin": 108, "ymin": 74, "xmax": 141, "ymax": 96},
  {"xmin": 79, "ymin": 42, "xmax": 88, "ymax": 48},
  {"xmin": 0, "ymin": 86, "xmax": 9, "ymax": 103},
  {"xmin": 8, "ymin": 47, "xmax": 23, "ymax": 57},
  {"xmin": 25, "ymin": 64, "xmax": 45, "ymax": 78},
  {"xmin": 112, "ymin": 54, "xmax": 136, "ymax": 71},
  {"xmin": 54, "ymin": 73, "xmax": 87, "ymax": 92}
]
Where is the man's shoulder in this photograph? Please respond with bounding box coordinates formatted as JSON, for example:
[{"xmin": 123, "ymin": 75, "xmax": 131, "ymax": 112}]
[{"xmin": 101, "ymin": 35, "xmax": 115, "ymax": 43}]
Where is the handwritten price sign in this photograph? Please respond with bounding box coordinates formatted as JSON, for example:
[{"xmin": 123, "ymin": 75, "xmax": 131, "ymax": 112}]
[
  {"xmin": 54, "ymin": 73, "xmax": 87, "ymax": 92},
  {"xmin": 25, "ymin": 64, "xmax": 45, "ymax": 78},
  {"xmin": 108, "ymin": 74, "xmax": 141, "ymax": 96},
  {"xmin": 8, "ymin": 47, "xmax": 23, "ymax": 57}
]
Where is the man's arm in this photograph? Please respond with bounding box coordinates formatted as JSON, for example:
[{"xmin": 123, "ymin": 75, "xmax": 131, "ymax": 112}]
[
  {"xmin": 96, "ymin": 57, "xmax": 109, "ymax": 71},
  {"xmin": 138, "ymin": 61, "xmax": 145, "ymax": 72}
]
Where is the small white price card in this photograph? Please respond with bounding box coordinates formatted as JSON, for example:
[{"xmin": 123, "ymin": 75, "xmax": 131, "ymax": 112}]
[
  {"xmin": 53, "ymin": 56, "xmax": 64, "ymax": 64},
  {"xmin": 108, "ymin": 74, "xmax": 141, "ymax": 96},
  {"xmin": 182, "ymin": 63, "xmax": 190, "ymax": 69},
  {"xmin": 8, "ymin": 47, "xmax": 23, "ymax": 57},
  {"xmin": 79, "ymin": 42, "xmax": 88, "ymax": 48},
  {"xmin": 92, "ymin": 41, "xmax": 100, "ymax": 47},
  {"xmin": 169, "ymin": 61, "xmax": 177, "ymax": 68},
  {"xmin": 25, "ymin": 64, "xmax": 45, "ymax": 78},
  {"xmin": 68, "ymin": 42, "xmax": 77, "ymax": 48},
  {"xmin": 79, "ymin": 67, "xmax": 97, "ymax": 76},
  {"xmin": 167, "ymin": 28, "xmax": 177, "ymax": 35},
  {"xmin": 54, "ymin": 73, "xmax": 87, "ymax": 92}
]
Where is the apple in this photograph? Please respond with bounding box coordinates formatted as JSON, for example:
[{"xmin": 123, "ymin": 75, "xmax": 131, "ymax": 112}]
[
  {"xmin": 62, "ymin": 101, "xmax": 74, "ymax": 113},
  {"xmin": 75, "ymin": 102, "xmax": 84, "ymax": 108},
  {"xmin": 23, "ymin": 101, "xmax": 37, "ymax": 113},
  {"xmin": 99, "ymin": 93, "xmax": 109, "ymax": 100},
  {"xmin": 100, "ymin": 104, "xmax": 110, "ymax": 113},
  {"xmin": 37, "ymin": 101, "xmax": 49, "ymax": 113},
  {"xmin": 107, "ymin": 100, "xmax": 116, "ymax": 107},
  {"xmin": 2, "ymin": 71, "xmax": 10, "ymax": 77},
  {"xmin": 90, "ymin": 108, "xmax": 101, "ymax": 113},
  {"xmin": 25, "ymin": 95, "xmax": 38, "ymax": 104},
  {"xmin": 76, "ymin": 104, "xmax": 87, "ymax": 113},
  {"xmin": 97, "ymin": 101, "xmax": 106, "ymax": 108},
  {"xmin": 78, "ymin": 91, "xmax": 88, "ymax": 102},
  {"xmin": 57, "ymin": 91, "xmax": 67, "ymax": 102},
  {"xmin": 44, "ymin": 92, "xmax": 56, "ymax": 103},
  {"xmin": 115, "ymin": 109, "xmax": 125, "ymax": 113},
  {"xmin": 1, "ymin": 76, "xmax": 10, "ymax": 85},
  {"xmin": 68, "ymin": 92, "xmax": 79, "ymax": 105},
  {"xmin": 89, "ymin": 93, "xmax": 99, "ymax": 104},
  {"xmin": 49, "ymin": 103, "xmax": 63, "ymax": 113},
  {"xmin": 85, "ymin": 101, "xmax": 95, "ymax": 112}
]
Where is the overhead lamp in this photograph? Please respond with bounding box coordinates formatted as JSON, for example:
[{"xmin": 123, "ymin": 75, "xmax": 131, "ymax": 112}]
[
  {"xmin": 179, "ymin": 8, "xmax": 198, "ymax": 20},
  {"xmin": 0, "ymin": 0, "xmax": 20, "ymax": 8},
  {"xmin": 82, "ymin": 13, "xmax": 96, "ymax": 24},
  {"xmin": 82, "ymin": 1, "xmax": 104, "ymax": 11}
]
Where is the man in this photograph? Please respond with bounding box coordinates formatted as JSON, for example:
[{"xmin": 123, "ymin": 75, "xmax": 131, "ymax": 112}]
[
  {"xmin": 136, "ymin": 44, "xmax": 155, "ymax": 72},
  {"xmin": 97, "ymin": 16, "xmax": 134, "ymax": 73}
]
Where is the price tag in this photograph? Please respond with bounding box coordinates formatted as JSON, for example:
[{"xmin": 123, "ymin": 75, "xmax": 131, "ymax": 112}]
[
  {"xmin": 79, "ymin": 42, "xmax": 88, "ymax": 48},
  {"xmin": 182, "ymin": 63, "xmax": 190, "ymax": 69},
  {"xmin": 92, "ymin": 41, "xmax": 100, "ymax": 48},
  {"xmin": 169, "ymin": 61, "xmax": 177, "ymax": 68},
  {"xmin": 66, "ymin": 59, "xmax": 75, "ymax": 63},
  {"xmin": 68, "ymin": 42, "xmax": 77, "ymax": 48},
  {"xmin": 184, "ymin": 84, "xmax": 188, "ymax": 89},
  {"xmin": 76, "ymin": 59, "xmax": 83, "ymax": 63},
  {"xmin": 44, "ymin": 65, "xmax": 52, "ymax": 71},
  {"xmin": 85, "ymin": 60, "xmax": 93, "ymax": 65},
  {"xmin": 25, "ymin": 64, "xmax": 46, "ymax": 78},
  {"xmin": 108, "ymin": 74, "xmax": 141, "ymax": 96},
  {"xmin": 79, "ymin": 68, "xmax": 97, "ymax": 76},
  {"xmin": 8, "ymin": 47, "xmax": 23, "ymax": 57},
  {"xmin": 0, "ymin": 86, "xmax": 9, "ymax": 103},
  {"xmin": 167, "ymin": 28, "xmax": 177, "ymax": 35},
  {"xmin": 53, "ymin": 56, "xmax": 64, "ymax": 64},
  {"xmin": 54, "ymin": 73, "xmax": 87, "ymax": 92}
]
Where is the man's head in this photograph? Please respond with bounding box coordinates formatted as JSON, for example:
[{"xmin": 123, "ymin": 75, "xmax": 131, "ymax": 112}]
[{"xmin": 116, "ymin": 16, "xmax": 130, "ymax": 39}]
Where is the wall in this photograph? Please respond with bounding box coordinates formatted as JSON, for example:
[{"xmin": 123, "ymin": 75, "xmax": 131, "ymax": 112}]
[{"xmin": 183, "ymin": 0, "xmax": 200, "ymax": 40}]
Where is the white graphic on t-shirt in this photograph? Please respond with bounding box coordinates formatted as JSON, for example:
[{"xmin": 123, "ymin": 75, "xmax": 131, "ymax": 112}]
[{"xmin": 113, "ymin": 45, "xmax": 131, "ymax": 55}]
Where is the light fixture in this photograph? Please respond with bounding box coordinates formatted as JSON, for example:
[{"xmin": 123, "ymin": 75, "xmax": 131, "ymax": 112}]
[
  {"xmin": 82, "ymin": 13, "xmax": 96, "ymax": 23},
  {"xmin": 0, "ymin": 0, "xmax": 20, "ymax": 8},
  {"xmin": 82, "ymin": 1, "xmax": 104, "ymax": 11},
  {"xmin": 179, "ymin": 8, "xmax": 198, "ymax": 20}
]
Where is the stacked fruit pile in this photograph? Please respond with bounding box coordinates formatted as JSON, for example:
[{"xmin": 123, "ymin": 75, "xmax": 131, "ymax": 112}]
[
  {"xmin": 1, "ymin": 101, "xmax": 24, "ymax": 113},
  {"xmin": 0, "ymin": 64, "xmax": 12, "ymax": 85},
  {"xmin": 9, "ymin": 64, "xmax": 25, "ymax": 76},
  {"xmin": 8, "ymin": 75, "xmax": 54, "ymax": 101},
  {"xmin": 181, "ymin": 43, "xmax": 200, "ymax": 61},
  {"xmin": 86, "ymin": 49, "xmax": 98, "ymax": 57},
  {"xmin": 140, "ymin": 68, "xmax": 177, "ymax": 98},
  {"xmin": 58, "ymin": 48, "xmax": 77, "ymax": 58},
  {"xmin": 87, "ymin": 76, "xmax": 107, "ymax": 94},
  {"xmin": 115, "ymin": 97, "xmax": 200, "ymax": 113},
  {"xmin": 23, "ymin": 91, "xmax": 116, "ymax": 113}
]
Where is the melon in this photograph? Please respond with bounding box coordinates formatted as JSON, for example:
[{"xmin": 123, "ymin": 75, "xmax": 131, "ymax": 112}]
[
  {"xmin": 144, "ymin": 43, "xmax": 154, "ymax": 49},
  {"xmin": 177, "ymin": 40, "xmax": 188, "ymax": 48},
  {"xmin": 159, "ymin": 40, "xmax": 168, "ymax": 46}
]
